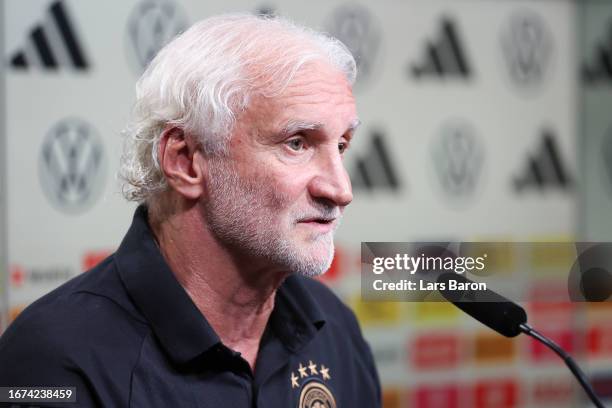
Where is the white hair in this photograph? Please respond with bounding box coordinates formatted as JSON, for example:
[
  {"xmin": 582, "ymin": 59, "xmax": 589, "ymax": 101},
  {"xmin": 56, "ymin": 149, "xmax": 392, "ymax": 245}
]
[{"xmin": 119, "ymin": 13, "xmax": 357, "ymax": 204}]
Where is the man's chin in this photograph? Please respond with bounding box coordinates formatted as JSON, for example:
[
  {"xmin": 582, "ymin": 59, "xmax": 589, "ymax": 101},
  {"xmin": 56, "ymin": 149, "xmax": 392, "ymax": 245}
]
[{"xmin": 286, "ymin": 242, "xmax": 335, "ymax": 277}]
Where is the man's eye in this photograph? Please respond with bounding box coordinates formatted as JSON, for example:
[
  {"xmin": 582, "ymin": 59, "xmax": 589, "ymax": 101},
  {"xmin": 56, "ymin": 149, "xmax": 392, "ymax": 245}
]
[
  {"xmin": 338, "ymin": 142, "xmax": 348, "ymax": 154},
  {"xmin": 286, "ymin": 138, "xmax": 305, "ymax": 151}
]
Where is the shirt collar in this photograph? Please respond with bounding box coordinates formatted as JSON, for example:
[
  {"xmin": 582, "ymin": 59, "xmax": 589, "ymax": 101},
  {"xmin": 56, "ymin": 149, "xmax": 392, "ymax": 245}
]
[
  {"xmin": 272, "ymin": 275, "xmax": 326, "ymax": 352},
  {"xmin": 115, "ymin": 205, "xmax": 326, "ymax": 365}
]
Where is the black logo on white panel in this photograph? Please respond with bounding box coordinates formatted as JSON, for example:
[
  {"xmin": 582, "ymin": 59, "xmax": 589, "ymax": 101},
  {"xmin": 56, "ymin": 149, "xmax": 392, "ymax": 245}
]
[
  {"xmin": 583, "ymin": 19, "xmax": 612, "ymax": 84},
  {"xmin": 351, "ymin": 131, "xmax": 400, "ymax": 191},
  {"xmin": 126, "ymin": 0, "xmax": 188, "ymax": 74},
  {"xmin": 410, "ymin": 17, "xmax": 472, "ymax": 80},
  {"xmin": 431, "ymin": 120, "xmax": 484, "ymax": 200},
  {"xmin": 8, "ymin": 1, "xmax": 89, "ymax": 70},
  {"xmin": 513, "ymin": 130, "xmax": 573, "ymax": 193},
  {"xmin": 39, "ymin": 118, "xmax": 106, "ymax": 214},
  {"xmin": 500, "ymin": 11, "xmax": 553, "ymax": 91},
  {"xmin": 325, "ymin": 3, "xmax": 382, "ymax": 89}
]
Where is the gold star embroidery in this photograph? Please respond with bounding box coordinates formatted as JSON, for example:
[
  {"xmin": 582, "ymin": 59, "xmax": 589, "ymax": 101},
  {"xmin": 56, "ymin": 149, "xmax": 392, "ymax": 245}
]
[
  {"xmin": 308, "ymin": 360, "xmax": 318, "ymax": 375},
  {"xmin": 298, "ymin": 363, "xmax": 308, "ymax": 378},
  {"xmin": 320, "ymin": 365, "xmax": 331, "ymax": 380},
  {"xmin": 291, "ymin": 372, "xmax": 299, "ymax": 388}
]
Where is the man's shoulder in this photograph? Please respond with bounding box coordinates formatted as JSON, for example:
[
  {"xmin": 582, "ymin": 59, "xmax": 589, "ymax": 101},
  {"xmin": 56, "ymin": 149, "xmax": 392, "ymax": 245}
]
[
  {"xmin": 0, "ymin": 255, "xmax": 150, "ymax": 385},
  {"xmin": 7, "ymin": 254, "xmax": 147, "ymax": 335}
]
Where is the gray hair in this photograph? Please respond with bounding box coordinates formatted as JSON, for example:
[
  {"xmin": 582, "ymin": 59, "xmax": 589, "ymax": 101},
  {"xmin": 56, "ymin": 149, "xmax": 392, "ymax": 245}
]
[{"xmin": 119, "ymin": 13, "xmax": 357, "ymax": 204}]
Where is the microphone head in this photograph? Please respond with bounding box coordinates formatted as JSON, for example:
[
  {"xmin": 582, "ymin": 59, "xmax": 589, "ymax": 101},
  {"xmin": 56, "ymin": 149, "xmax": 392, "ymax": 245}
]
[
  {"xmin": 437, "ymin": 273, "xmax": 527, "ymax": 337},
  {"xmin": 580, "ymin": 267, "xmax": 612, "ymax": 302},
  {"xmin": 568, "ymin": 243, "xmax": 612, "ymax": 302}
]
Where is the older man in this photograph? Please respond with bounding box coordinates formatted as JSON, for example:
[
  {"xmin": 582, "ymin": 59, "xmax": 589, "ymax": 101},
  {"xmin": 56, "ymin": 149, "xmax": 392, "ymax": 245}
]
[{"xmin": 0, "ymin": 14, "xmax": 380, "ymax": 408}]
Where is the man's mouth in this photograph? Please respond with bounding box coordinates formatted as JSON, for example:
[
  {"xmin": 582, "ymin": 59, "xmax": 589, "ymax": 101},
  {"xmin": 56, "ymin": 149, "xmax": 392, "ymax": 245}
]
[
  {"xmin": 296, "ymin": 217, "xmax": 338, "ymax": 232},
  {"xmin": 298, "ymin": 217, "xmax": 335, "ymax": 224}
]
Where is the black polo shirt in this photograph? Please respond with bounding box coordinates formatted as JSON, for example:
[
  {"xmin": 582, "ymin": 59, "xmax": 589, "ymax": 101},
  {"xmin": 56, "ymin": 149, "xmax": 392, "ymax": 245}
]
[{"xmin": 0, "ymin": 206, "xmax": 380, "ymax": 407}]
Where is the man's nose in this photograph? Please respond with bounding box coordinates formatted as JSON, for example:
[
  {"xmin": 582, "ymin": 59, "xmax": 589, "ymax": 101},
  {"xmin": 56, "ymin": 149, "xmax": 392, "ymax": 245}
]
[{"xmin": 308, "ymin": 150, "xmax": 353, "ymax": 207}]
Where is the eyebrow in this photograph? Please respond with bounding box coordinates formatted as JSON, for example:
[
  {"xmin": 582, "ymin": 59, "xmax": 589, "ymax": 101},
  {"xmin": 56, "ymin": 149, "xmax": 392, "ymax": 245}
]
[
  {"xmin": 279, "ymin": 118, "xmax": 362, "ymax": 137},
  {"xmin": 347, "ymin": 118, "xmax": 362, "ymax": 133},
  {"xmin": 280, "ymin": 120, "xmax": 324, "ymax": 136}
]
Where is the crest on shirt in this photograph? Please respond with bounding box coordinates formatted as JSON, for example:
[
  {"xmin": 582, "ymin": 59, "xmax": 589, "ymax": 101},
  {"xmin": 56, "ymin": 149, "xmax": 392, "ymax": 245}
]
[{"xmin": 291, "ymin": 360, "xmax": 336, "ymax": 408}]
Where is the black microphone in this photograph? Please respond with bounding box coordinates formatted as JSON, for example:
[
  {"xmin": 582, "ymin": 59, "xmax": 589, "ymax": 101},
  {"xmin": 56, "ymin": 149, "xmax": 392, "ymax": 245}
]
[
  {"xmin": 568, "ymin": 243, "xmax": 612, "ymax": 302},
  {"xmin": 437, "ymin": 272, "xmax": 606, "ymax": 408},
  {"xmin": 437, "ymin": 273, "xmax": 526, "ymax": 337}
]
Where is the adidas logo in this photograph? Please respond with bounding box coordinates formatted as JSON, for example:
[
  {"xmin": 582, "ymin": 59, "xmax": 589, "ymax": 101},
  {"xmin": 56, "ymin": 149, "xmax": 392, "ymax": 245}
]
[
  {"xmin": 513, "ymin": 129, "xmax": 573, "ymax": 192},
  {"xmin": 410, "ymin": 17, "xmax": 472, "ymax": 79},
  {"xmin": 350, "ymin": 131, "xmax": 400, "ymax": 191},
  {"xmin": 583, "ymin": 20, "xmax": 612, "ymax": 83},
  {"xmin": 8, "ymin": 1, "xmax": 89, "ymax": 70}
]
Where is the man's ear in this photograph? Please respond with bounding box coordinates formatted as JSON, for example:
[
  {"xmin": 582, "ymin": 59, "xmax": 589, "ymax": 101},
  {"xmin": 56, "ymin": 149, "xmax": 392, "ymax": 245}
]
[{"xmin": 158, "ymin": 125, "xmax": 206, "ymax": 200}]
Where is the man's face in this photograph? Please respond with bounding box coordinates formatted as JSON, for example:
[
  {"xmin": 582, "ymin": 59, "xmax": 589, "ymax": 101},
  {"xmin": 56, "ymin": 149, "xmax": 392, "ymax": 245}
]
[{"xmin": 203, "ymin": 61, "xmax": 358, "ymax": 277}]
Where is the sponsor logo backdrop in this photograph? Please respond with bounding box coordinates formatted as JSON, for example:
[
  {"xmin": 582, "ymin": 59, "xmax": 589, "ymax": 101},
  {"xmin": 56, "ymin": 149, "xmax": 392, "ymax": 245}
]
[{"xmin": 2, "ymin": 0, "xmax": 609, "ymax": 407}]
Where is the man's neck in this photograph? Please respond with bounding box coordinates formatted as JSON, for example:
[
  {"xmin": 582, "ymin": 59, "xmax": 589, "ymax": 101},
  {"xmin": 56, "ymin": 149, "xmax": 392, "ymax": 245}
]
[{"xmin": 149, "ymin": 204, "xmax": 287, "ymax": 371}]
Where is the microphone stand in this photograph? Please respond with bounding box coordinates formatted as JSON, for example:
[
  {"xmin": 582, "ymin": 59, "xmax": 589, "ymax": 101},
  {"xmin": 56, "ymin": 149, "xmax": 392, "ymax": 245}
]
[{"xmin": 519, "ymin": 323, "xmax": 605, "ymax": 408}]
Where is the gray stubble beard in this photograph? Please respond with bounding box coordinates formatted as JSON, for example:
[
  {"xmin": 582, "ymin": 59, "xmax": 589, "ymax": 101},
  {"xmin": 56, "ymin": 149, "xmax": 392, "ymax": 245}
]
[{"xmin": 204, "ymin": 157, "xmax": 337, "ymax": 277}]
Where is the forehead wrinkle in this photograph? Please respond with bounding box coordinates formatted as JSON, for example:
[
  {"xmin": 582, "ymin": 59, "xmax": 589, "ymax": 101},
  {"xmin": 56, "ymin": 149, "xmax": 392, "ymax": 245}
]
[
  {"xmin": 242, "ymin": 64, "xmax": 356, "ymax": 141},
  {"xmin": 276, "ymin": 86, "xmax": 356, "ymax": 112},
  {"xmin": 270, "ymin": 91, "xmax": 356, "ymax": 134},
  {"xmin": 280, "ymin": 81, "xmax": 354, "ymax": 102},
  {"xmin": 273, "ymin": 92, "xmax": 358, "ymax": 138},
  {"xmin": 279, "ymin": 66, "xmax": 353, "ymax": 96}
]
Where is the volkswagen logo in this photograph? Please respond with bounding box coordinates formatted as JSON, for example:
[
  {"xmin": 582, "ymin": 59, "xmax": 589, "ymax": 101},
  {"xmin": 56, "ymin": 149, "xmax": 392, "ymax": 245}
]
[
  {"xmin": 38, "ymin": 118, "xmax": 106, "ymax": 214},
  {"xmin": 126, "ymin": 0, "xmax": 188, "ymax": 74},
  {"xmin": 325, "ymin": 3, "xmax": 382, "ymax": 91},
  {"xmin": 500, "ymin": 10, "xmax": 553, "ymax": 93},
  {"xmin": 430, "ymin": 119, "xmax": 485, "ymax": 204}
]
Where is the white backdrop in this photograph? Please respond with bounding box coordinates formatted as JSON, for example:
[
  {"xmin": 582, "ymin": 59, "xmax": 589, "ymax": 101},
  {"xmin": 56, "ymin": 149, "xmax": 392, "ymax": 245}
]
[{"xmin": 3, "ymin": 1, "xmax": 607, "ymax": 407}]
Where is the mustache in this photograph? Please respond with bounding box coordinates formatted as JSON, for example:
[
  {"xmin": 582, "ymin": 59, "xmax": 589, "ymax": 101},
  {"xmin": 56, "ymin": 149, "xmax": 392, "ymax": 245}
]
[{"xmin": 293, "ymin": 204, "xmax": 342, "ymax": 223}]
